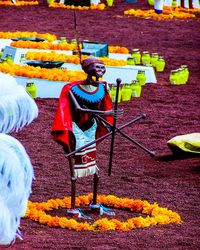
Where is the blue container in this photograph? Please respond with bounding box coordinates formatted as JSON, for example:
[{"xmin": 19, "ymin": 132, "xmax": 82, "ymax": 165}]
[
  {"xmin": 125, "ymin": 0, "xmax": 137, "ymax": 3},
  {"xmin": 154, "ymin": 0, "xmax": 164, "ymax": 14},
  {"xmin": 154, "ymin": 9, "xmax": 163, "ymax": 14}
]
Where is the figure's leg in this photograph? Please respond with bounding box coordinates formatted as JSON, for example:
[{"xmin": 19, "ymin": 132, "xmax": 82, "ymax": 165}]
[
  {"xmin": 71, "ymin": 177, "xmax": 76, "ymax": 209},
  {"xmin": 92, "ymin": 173, "xmax": 99, "ymax": 205},
  {"xmin": 189, "ymin": 0, "xmax": 193, "ymax": 9},
  {"xmin": 90, "ymin": 172, "xmax": 115, "ymax": 216},
  {"xmin": 66, "ymin": 150, "xmax": 76, "ymax": 210},
  {"xmin": 66, "ymin": 151, "xmax": 91, "ymax": 219},
  {"xmin": 180, "ymin": 0, "xmax": 184, "ymax": 7}
]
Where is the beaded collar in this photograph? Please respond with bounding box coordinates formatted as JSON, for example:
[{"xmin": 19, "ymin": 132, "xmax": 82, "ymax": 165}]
[{"xmin": 71, "ymin": 83, "xmax": 105, "ymax": 103}]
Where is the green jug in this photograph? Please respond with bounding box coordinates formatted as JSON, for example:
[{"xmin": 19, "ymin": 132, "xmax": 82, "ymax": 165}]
[
  {"xmin": 127, "ymin": 57, "xmax": 135, "ymax": 66},
  {"xmin": 131, "ymin": 80, "xmax": 142, "ymax": 97},
  {"xmin": 169, "ymin": 70, "xmax": 178, "ymax": 85},
  {"xmin": 141, "ymin": 51, "xmax": 151, "ymax": 65},
  {"xmin": 151, "ymin": 53, "xmax": 159, "ymax": 67},
  {"xmin": 155, "ymin": 57, "xmax": 166, "ymax": 72},
  {"xmin": 6, "ymin": 54, "xmax": 13, "ymax": 64},
  {"xmin": 110, "ymin": 85, "xmax": 121, "ymax": 103},
  {"xmin": 121, "ymin": 84, "xmax": 132, "ymax": 101},
  {"xmin": 136, "ymin": 70, "xmax": 146, "ymax": 86},
  {"xmin": 131, "ymin": 48, "xmax": 141, "ymax": 65},
  {"xmin": 180, "ymin": 65, "xmax": 189, "ymax": 83},
  {"xmin": 26, "ymin": 82, "xmax": 37, "ymax": 98}
]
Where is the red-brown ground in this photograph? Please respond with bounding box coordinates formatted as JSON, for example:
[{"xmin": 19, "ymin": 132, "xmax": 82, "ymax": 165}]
[{"xmin": 1, "ymin": 0, "xmax": 200, "ymax": 249}]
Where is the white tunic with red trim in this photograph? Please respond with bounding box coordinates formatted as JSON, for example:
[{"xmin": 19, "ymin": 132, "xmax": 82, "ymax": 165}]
[{"xmin": 73, "ymin": 121, "xmax": 98, "ymax": 178}]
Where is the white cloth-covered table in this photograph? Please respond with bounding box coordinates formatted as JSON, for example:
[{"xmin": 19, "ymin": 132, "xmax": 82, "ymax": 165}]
[
  {"xmin": 14, "ymin": 61, "xmax": 156, "ymax": 98},
  {"xmin": 1, "ymin": 45, "xmax": 157, "ymax": 98},
  {"xmin": 62, "ymin": 63, "xmax": 157, "ymax": 84},
  {"xmin": 14, "ymin": 76, "xmax": 66, "ymax": 98},
  {"xmin": 0, "ymin": 39, "xmax": 12, "ymax": 50}
]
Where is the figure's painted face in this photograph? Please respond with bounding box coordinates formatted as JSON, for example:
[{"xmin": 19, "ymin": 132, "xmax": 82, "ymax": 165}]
[{"xmin": 86, "ymin": 62, "xmax": 106, "ymax": 78}]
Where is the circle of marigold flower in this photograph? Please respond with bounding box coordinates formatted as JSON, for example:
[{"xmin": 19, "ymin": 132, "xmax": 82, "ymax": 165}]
[{"xmin": 24, "ymin": 193, "xmax": 182, "ymax": 231}]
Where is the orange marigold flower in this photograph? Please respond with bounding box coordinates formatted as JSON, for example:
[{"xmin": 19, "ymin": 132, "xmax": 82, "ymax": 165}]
[{"xmin": 24, "ymin": 194, "xmax": 182, "ymax": 231}]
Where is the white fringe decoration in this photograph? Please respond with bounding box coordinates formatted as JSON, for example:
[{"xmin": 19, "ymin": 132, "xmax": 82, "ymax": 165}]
[
  {"xmin": 0, "ymin": 134, "xmax": 34, "ymax": 245},
  {"xmin": 0, "ymin": 72, "xmax": 38, "ymax": 134}
]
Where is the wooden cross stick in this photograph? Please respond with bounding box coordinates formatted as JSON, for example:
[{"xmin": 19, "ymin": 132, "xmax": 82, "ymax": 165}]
[
  {"xmin": 93, "ymin": 113, "xmax": 155, "ymax": 158},
  {"xmin": 64, "ymin": 114, "xmax": 145, "ymax": 158}
]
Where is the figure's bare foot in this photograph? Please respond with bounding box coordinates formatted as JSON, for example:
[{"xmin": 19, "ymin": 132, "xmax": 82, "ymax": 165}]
[
  {"xmin": 90, "ymin": 204, "xmax": 101, "ymax": 214},
  {"xmin": 67, "ymin": 208, "xmax": 91, "ymax": 219},
  {"xmin": 90, "ymin": 204, "xmax": 115, "ymax": 216}
]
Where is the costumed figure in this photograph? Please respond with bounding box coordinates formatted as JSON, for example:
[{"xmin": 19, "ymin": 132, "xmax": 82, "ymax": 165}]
[
  {"xmin": 0, "ymin": 72, "xmax": 38, "ymax": 245},
  {"xmin": 51, "ymin": 57, "xmax": 122, "ymax": 218}
]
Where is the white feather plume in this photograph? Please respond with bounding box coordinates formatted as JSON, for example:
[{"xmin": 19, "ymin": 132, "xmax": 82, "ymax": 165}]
[
  {"xmin": 0, "ymin": 134, "xmax": 34, "ymax": 245},
  {"xmin": 0, "ymin": 72, "xmax": 38, "ymax": 134},
  {"xmin": 0, "ymin": 72, "xmax": 38, "ymax": 245}
]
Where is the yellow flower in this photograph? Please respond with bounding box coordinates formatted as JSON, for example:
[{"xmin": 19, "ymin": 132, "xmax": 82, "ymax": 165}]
[
  {"xmin": 0, "ymin": 1, "xmax": 39, "ymax": 6},
  {"xmin": 25, "ymin": 51, "xmax": 127, "ymax": 67},
  {"xmin": 49, "ymin": 2, "xmax": 105, "ymax": 11},
  {"xmin": 58, "ymin": 217, "xmax": 69, "ymax": 228},
  {"xmin": 0, "ymin": 31, "xmax": 56, "ymax": 41},
  {"xmin": 0, "ymin": 62, "xmax": 87, "ymax": 82},
  {"xmin": 124, "ymin": 7, "xmax": 197, "ymax": 20},
  {"xmin": 93, "ymin": 218, "xmax": 116, "ymax": 231},
  {"xmin": 39, "ymin": 214, "xmax": 52, "ymax": 224}
]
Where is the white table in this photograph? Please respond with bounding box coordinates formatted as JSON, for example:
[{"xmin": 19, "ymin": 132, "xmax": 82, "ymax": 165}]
[
  {"xmin": 0, "ymin": 39, "xmax": 12, "ymax": 51},
  {"xmin": 62, "ymin": 63, "xmax": 157, "ymax": 84},
  {"xmin": 1, "ymin": 44, "xmax": 157, "ymax": 98},
  {"xmin": 1, "ymin": 46, "xmax": 72, "ymax": 63},
  {"xmin": 14, "ymin": 76, "xmax": 66, "ymax": 98},
  {"xmin": 2, "ymin": 45, "xmax": 131, "ymax": 63},
  {"xmin": 14, "ymin": 62, "xmax": 156, "ymax": 98}
]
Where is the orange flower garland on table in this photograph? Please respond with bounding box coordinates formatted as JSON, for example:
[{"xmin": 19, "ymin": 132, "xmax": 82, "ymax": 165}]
[
  {"xmin": 49, "ymin": 2, "xmax": 106, "ymax": 11},
  {"xmin": 25, "ymin": 51, "xmax": 127, "ymax": 67},
  {"xmin": 180, "ymin": 7, "xmax": 200, "ymax": 14},
  {"xmin": 124, "ymin": 7, "xmax": 197, "ymax": 20},
  {"xmin": 0, "ymin": 31, "xmax": 57, "ymax": 41},
  {"xmin": 11, "ymin": 40, "xmax": 78, "ymax": 50},
  {"xmin": 0, "ymin": 0, "xmax": 39, "ymax": 6},
  {"xmin": 109, "ymin": 46, "xmax": 129, "ymax": 54},
  {"xmin": 10, "ymin": 40, "xmax": 129, "ymax": 55},
  {"xmin": 24, "ymin": 193, "xmax": 182, "ymax": 231},
  {"xmin": 0, "ymin": 62, "xmax": 86, "ymax": 82}
]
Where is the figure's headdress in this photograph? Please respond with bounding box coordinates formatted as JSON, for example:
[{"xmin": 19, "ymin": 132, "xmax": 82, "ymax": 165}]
[{"xmin": 81, "ymin": 57, "xmax": 104, "ymax": 71}]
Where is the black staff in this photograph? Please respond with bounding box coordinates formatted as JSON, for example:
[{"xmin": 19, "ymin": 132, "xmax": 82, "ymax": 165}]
[{"xmin": 108, "ymin": 78, "xmax": 121, "ymax": 176}]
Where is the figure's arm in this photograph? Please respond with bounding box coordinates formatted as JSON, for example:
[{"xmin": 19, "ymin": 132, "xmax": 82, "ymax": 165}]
[{"xmin": 69, "ymin": 90, "xmax": 122, "ymax": 117}]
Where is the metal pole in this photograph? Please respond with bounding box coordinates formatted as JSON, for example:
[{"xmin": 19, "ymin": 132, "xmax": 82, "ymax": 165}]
[
  {"xmin": 108, "ymin": 78, "xmax": 121, "ymax": 176},
  {"xmin": 73, "ymin": 10, "xmax": 82, "ymax": 63}
]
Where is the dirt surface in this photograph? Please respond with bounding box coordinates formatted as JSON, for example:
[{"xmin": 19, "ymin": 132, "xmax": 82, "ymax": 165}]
[{"xmin": 1, "ymin": 0, "xmax": 200, "ymax": 249}]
